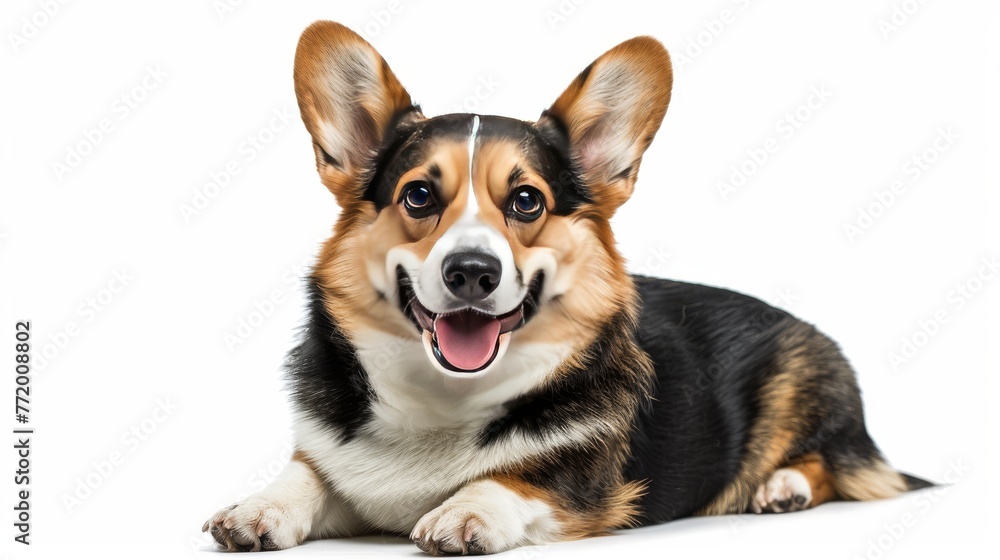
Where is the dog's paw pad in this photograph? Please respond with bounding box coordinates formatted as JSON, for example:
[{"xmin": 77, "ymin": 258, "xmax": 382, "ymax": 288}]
[
  {"xmin": 751, "ymin": 468, "xmax": 813, "ymax": 514},
  {"xmin": 202, "ymin": 498, "xmax": 303, "ymax": 552}
]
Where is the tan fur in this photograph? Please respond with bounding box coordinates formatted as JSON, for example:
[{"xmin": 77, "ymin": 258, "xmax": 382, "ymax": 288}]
[
  {"xmin": 294, "ymin": 21, "xmax": 417, "ymax": 204},
  {"xmin": 313, "ymin": 214, "xmax": 413, "ymax": 338},
  {"xmin": 698, "ymin": 382, "xmax": 801, "ymax": 514},
  {"xmin": 699, "ymin": 326, "xmax": 816, "ymax": 515},
  {"xmin": 571, "ymin": 480, "xmax": 646, "ymax": 537},
  {"xmin": 834, "ymin": 459, "xmax": 907, "ymax": 501},
  {"xmin": 492, "ymin": 475, "xmax": 646, "ymax": 541},
  {"xmin": 785, "ymin": 453, "xmax": 838, "ymax": 506},
  {"xmin": 291, "ymin": 450, "xmax": 321, "ymax": 477}
]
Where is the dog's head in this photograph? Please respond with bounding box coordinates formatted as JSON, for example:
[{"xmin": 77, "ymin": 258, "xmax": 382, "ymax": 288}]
[{"xmin": 294, "ymin": 22, "xmax": 671, "ymax": 379}]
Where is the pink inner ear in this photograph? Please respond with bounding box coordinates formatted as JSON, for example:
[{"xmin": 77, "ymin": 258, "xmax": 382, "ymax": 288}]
[
  {"xmin": 577, "ymin": 140, "xmax": 600, "ymax": 171},
  {"xmin": 575, "ymin": 130, "xmax": 635, "ymax": 184}
]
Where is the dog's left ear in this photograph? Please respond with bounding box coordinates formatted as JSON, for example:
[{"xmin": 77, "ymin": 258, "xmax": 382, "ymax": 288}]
[
  {"xmin": 538, "ymin": 37, "xmax": 672, "ymax": 215},
  {"xmin": 294, "ymin": 21, "xmax": 420, "ymax": 205}
]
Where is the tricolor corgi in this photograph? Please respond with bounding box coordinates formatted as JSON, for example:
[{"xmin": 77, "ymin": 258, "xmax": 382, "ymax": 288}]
[{"xmin": 203, "ymin": 20, "xmax": 930, "ymax": 555}]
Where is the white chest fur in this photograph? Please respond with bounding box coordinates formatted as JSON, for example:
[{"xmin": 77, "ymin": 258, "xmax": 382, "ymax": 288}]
[
  {"xmin": 296, "ymin": 417, "xmax": 501, "ymax": 532},
  {"xmin": 292, "ymin": 332, "xmax": 580, "ymax": 533}
]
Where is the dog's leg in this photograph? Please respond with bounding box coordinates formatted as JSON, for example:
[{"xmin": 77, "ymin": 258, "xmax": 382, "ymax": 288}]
[{"xmin": 203, "ymin": 451, "xmax": 349, "ymax": 551}]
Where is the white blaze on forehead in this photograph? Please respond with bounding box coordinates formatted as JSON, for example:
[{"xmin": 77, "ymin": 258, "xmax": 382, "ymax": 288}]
[{"xmin": 463, "ymin": 115, "xmax": 481, "ymax": 220}]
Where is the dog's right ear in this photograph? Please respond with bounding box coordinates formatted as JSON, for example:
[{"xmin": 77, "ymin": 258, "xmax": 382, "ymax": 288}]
[
  {"xmin": 294, "ymin": 21, "xmax": 420, "ymax": 205},
  {"xmin": 537, "ymin": 37, "xmax": 671, "ymax": 217}
]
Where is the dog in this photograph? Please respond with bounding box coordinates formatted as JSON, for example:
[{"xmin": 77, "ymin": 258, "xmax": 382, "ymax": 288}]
[{"xmin": 203, "ymin": 21, "xmax": 930, "ymax": 555}]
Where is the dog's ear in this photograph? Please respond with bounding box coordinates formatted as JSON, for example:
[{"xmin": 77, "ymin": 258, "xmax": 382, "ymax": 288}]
[
  {"xmin": 294, "ymin": 21, "xmax": 420, "ymax": 204},
  {"xmin": 538, "ymin": 37, "xmax": 671, "ymax": 215}
]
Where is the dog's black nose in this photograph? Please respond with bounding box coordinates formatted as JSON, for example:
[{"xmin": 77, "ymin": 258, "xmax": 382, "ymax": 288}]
[{"xmin": 442, "ymin": 250, "xmax": 502, "ymax": 301}]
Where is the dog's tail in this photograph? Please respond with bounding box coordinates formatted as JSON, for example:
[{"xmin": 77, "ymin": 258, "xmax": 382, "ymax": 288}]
[
  {"xmin": 899, "ymin": 471, "xmax": 935, "ymax": 491},
  {"xmin": 821, "ymin": 432, "xmax": 935, "ymax": 500}
]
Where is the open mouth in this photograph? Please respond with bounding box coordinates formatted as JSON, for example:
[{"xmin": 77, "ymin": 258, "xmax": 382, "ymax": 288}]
[{"xmin": 397, "ymin": 268, "xmax": 544, "ymax": 375}]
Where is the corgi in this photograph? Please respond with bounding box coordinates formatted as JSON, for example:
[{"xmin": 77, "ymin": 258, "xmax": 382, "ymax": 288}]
[{"xmin": 203, "ymin": 21, "xmax": 930, "ymax": 555}]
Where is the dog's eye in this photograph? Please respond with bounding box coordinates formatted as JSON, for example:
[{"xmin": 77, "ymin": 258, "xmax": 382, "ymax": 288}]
[
  {"xmin": 405, "ymin": 184, "xmax": 431, "ymax": 208},
  {"xmin": 401, "ymin": 182, "xmax": 436, "ymax": 218},
  {"xmin": 510, "ymin": 187, "xmax": 544, "ymax": 222}
]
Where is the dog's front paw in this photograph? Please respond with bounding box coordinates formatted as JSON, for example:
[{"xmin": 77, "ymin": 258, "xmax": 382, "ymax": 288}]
[
  {"xmin": 202, "ymin": 497, "xmax": 308, "ymax": 552},
  {"xmin": 411, "ymin": 502, "xmax": 517, "ymax": 556},
  {"xmin": 411, "ymin": 479, "xmax": 559, "ymax": 555},
  {"xmin": 410, "ymin": 502, "xmax": 548, "ymax": 556}
]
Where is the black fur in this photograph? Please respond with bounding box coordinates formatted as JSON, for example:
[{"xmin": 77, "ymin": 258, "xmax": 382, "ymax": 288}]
[{"xmin": 284, "ymin": 279, "xmax": 374, "ymax": 442}]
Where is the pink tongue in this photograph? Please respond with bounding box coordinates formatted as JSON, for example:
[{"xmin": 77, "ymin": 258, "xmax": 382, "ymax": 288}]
[{"xmin": 434, "ymin": 311, "xmax": 502, "ymax": 371}]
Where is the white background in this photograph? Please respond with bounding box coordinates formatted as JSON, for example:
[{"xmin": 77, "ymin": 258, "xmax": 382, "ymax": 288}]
[{"xmin": 1, "ymin": 1, "xmax": 997, "ymax": 558}]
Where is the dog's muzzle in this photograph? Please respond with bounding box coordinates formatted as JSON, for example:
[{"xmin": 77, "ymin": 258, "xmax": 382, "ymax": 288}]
[{"xmin": 397, "ymin": 266, "xmax": 544, "ymax": 375}]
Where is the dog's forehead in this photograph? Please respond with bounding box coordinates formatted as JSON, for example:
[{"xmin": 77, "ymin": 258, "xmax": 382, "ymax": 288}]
[
  {"xmin": 478, "ymin": 116, "xmax": 587, "ymax": 214},
  {"xmin": 363, "ymin": 114, "xmax": 588, "ymax": 214},
  {"xmin": 363, "ymin": 113, "xmax": 472, "ymax": 208}
]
